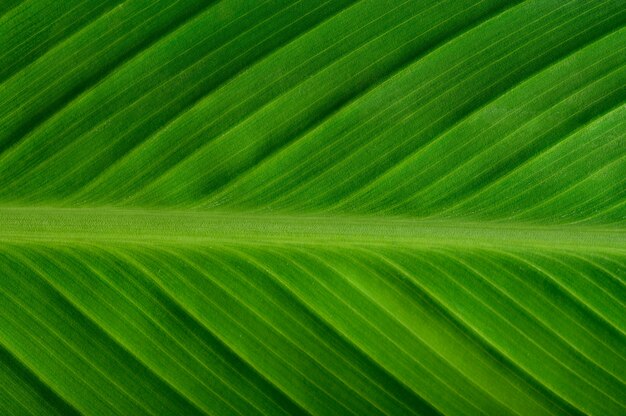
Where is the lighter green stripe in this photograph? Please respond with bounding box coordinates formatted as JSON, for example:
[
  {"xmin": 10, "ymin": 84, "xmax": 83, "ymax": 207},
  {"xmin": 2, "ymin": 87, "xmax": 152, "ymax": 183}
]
[{"xmin": 0, "ymin": 207, "xmax": 623, "ymax": 249}]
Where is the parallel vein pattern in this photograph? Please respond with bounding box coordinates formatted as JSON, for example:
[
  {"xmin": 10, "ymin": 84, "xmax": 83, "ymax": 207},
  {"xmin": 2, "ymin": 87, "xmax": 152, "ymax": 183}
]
[
  {"xmin": 1, "ymin": 242, "xmax": 625, "ymax": 415},
  {"xmin": 0, "ymin": 1, "xmax": 624, "ymax": 415},
  {"xmin": 0, "ymin": 0, "xmax": 622, "ymax": 221}
]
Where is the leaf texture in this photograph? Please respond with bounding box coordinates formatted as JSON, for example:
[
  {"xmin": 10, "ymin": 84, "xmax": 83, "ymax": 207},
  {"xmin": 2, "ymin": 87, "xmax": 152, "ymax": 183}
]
[{"xmin": 0, "ymin": 1, "xmax": 624, "ymax": 415}]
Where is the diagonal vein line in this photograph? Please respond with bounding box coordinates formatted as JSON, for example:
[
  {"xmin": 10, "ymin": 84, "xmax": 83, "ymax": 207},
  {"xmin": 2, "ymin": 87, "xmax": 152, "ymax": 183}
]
[
  {"xmin": 359, "ymin": 247, "xmax": 585, "ymax": 416},
  {"xmin": 212, "ymin": 245, "xmax": 430, "ymax": 415},
  {"xmin": 0, "ymin": 0, "xmax": 218, "ymax": 156},
  {"xmin": 223, "ymin": 0, "xmax": 582, "ymax": 209},
  {"xmin": 157, "ymin": 0, "xmax": 523, "ymax": 205},
  {"xmin": 0, "ymin": 342, "xmax": 82, "ymax": 416},
  {"xmin": 4, "ymin": 246, "xmax": 210, "ymax": 416},
  {"xmin": 16, "ymin": 0, "xmax": 352, "ymax": 198},
  {"xmin": 114, "ymin": 245, "xmax": 330, "ymax": 415}
]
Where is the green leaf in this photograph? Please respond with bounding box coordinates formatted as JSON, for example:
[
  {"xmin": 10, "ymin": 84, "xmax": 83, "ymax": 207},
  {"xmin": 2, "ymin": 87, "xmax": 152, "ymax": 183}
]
[{"xmin": 0, "ymin": 1, "xmax": 624, "ymax": 415}]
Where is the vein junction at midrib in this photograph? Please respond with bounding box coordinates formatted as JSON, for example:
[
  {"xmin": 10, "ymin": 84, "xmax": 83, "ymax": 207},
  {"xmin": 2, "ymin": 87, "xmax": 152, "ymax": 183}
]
[{"xmin": 0, "ymin": 207, "xmax": 623, "ymax": 250}]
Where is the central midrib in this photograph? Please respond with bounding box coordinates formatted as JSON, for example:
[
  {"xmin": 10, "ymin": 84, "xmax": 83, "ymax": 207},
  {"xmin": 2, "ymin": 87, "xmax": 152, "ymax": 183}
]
[{"xmin": 0, "ymin": 206, "xmax": 624, "ymax": 250}]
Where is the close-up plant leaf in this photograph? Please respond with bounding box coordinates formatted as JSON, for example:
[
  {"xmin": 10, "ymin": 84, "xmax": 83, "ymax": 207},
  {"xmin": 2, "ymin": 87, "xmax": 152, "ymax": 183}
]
[{"xmin": 0, "ymin": 1, "xmax": 625, "ymax": 415}]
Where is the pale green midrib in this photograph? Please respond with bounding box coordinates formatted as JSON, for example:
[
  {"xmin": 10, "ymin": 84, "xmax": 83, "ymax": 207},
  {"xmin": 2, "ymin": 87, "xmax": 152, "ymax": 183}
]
[{"xmin": 0, "ymin": 207, "xmax": 624, "ymax": 250}]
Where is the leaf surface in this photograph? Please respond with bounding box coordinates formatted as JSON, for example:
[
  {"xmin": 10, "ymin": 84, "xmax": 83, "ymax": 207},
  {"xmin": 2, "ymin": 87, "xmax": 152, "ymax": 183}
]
[{"xmin": 0, "ymin": 1, "xmax": 624, "ymax": 415}]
